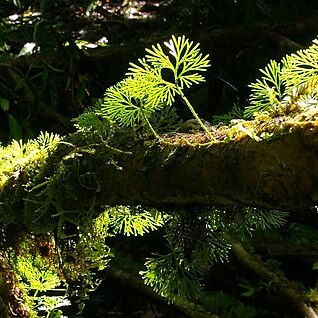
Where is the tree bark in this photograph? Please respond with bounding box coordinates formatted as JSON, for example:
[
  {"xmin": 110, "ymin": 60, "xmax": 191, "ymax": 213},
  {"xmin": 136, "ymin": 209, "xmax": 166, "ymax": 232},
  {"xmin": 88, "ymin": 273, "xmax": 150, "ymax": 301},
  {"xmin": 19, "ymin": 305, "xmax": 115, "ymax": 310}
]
[
  {"xmin": 2, "ymin": 121, "xmax": 318, "ymax": 232},
  {"xmin": 86, "ymin": 124, "xmax": 318, "ymax": 213},
  {"xmin": 14, "ymin": 122, "xmax": 317, "ymax": 216}
]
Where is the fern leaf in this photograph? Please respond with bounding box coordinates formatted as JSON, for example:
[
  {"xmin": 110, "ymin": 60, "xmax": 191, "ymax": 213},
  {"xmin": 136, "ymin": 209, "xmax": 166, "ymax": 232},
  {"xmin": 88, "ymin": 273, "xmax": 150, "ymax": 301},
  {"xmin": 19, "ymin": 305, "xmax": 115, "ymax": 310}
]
[
  {"xmin": 102, "ymin": 81, "xmax": 151, "ymax": 127},
  {"xmin": 107, "ymin": 206, "xmax": 165, "ymax": 236},
  {"xmin": 245, "ymin": 60, "xmax": 283, "ymax": 118}
]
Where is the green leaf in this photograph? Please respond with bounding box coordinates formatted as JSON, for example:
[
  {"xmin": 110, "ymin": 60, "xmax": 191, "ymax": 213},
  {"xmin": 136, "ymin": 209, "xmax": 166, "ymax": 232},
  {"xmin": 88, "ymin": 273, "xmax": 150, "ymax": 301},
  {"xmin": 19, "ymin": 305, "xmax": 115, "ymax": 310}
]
[
  {"xmin": 126, "ymin": 66, "xmax": 177, "ymax": 107},
  {"xmin": 145, "ymin": 35, "xmax": 210, "ymax": 88},
  {"xmin": 102, "ymin": 81, "xmax": 149, "ymax": 127},
  {"xmin": 245, "ymin": 60, "xmax": 283, "ymax": 118},
  {"xmin": 101, "ymin": 35, "xmax": 211, "ymax": 138},
  {"xmin": 239, "ymin": 283, "xmax": 256, "ymax": 297},
  {"xmin": 245, "ymin": 37, "xmax": 318, "ymax": 117},
  {"xmin": 0, "ymin": 98, "xmax": 9, "ymax": 111},
  {"xmin": 281, "ymin": 39, "xmax": 318, "ymax": 89},
  {"xmin": 8, "ymin": 114, "xmax": 22, "ymax": 140}
]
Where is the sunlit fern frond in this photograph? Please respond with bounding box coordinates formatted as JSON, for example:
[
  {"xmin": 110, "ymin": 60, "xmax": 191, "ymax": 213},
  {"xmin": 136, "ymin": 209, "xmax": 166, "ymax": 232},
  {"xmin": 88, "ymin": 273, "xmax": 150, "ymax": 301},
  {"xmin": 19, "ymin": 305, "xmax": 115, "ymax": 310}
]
[
  {"xmin": 144, "ymin": 35, "xmax": 210, "ymax": 89},
  {"xmin": 107, "ymin": 206, "xmax": 165, "ymax": 236},
  {"xmin": 281, "ymin": 39, "xmax": 318, "ymax": 91},
  {"xmin": 73, "ymin": 104, "xmax": 113, "ymax": 137},
  {"xmin": 141, "ymin": 253, "xmax": 203, "ymax": 302},
  {"xmin": 125, "ymin": 70, "xmax": 177, "ymax": 108},
  {"xmin": 245, "ymin": 60, "xmax": 283, "ymax": 118},
  {"xmin": 245, "ymin": 38, "xmax": 318, "ymax": 117},
  {"xmin": 100, "ymin": 36, "xmax": 211, "ymax": 138},
  {"xmin": 101, "ymin": 80, "xmax": 155, "ymax": 127}
]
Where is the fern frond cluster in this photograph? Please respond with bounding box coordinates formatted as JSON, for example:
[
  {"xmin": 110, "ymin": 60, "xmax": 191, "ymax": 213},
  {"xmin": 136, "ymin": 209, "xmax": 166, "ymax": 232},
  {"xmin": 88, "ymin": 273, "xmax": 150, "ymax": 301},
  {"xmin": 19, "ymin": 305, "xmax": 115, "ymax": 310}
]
[
  {"xmin": 2, "ymin": 34, "xmax": 316, "ymax": 317},
  {"xmin": 140, "ymin": 206, "xmax": 287, "ymax": 303},
  {"xmin": 245, "ymin": 38, "xmax": 318, "ymax": 118},
  {"xmin": 99, "ymin": 35, "xmax": 214, "ymax": 140}
]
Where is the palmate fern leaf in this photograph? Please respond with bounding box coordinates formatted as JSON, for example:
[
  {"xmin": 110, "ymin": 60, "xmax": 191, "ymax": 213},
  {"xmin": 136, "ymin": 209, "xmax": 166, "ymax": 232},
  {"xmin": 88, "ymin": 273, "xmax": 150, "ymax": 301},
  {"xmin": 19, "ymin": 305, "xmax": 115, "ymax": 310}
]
[
  {"xmin": 100, "ymin": 35, "xmax": 212, "ymax": 140},
  {"xmin": 144, "ymin": 35, "xmax": 210, "ymax": 88},
  {"xmin": 144, "ymin": 42, "xmax": 175, "ymax": 70},
  {"xmin": 125, "ymin": 68, "xmax": 178, "ymax": 108}
]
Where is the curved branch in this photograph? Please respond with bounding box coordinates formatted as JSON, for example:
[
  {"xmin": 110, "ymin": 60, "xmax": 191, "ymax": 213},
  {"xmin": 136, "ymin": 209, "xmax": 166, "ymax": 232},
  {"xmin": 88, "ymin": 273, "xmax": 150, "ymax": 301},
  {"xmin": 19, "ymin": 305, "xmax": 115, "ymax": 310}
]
[
  {"xmin": 228, "ymin": 236, "xmax": 318, "ymax": 318},
  {"xmin": 107, "ymin": 266, "xmax": 219, "ymax": 318}
]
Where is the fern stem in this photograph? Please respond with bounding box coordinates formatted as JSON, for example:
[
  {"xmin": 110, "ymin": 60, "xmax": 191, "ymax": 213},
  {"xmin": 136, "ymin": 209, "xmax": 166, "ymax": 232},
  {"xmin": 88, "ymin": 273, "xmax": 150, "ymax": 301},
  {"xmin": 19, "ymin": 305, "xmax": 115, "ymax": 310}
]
[
  {"xmin": 140, "ymin": 108, "xmax": 162, "ymax": 140},
  {"xmin": 176, "ymin": 87, "xmax": 215, "ymax": 141}
]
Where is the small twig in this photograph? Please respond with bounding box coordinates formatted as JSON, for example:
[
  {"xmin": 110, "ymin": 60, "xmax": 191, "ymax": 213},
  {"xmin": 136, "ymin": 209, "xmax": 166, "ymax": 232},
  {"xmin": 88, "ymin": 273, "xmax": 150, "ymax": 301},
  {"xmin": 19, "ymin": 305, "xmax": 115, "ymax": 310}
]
[
  {"xmin": 226, "ymin": 235, "xmax": 318, "ymax": 318},
  {"xmin": 107, "ymin": 266, "xmax": 219, "ymax": 318}
]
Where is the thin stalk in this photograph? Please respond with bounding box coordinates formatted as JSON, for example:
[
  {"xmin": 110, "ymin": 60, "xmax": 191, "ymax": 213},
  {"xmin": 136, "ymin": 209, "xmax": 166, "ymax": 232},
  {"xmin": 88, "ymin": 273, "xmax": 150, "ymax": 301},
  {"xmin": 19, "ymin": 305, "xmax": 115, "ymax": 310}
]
[
  {"xmin": 140, "ymin": 107, "xmax": 162, "ymax": 140},
  {"xmin": 139, "ymin": 106, "xmax": 175, "ymax": 145},
  {"xmin": 176, "ymin": 87, "xmax": 215, "ymax": 141}
]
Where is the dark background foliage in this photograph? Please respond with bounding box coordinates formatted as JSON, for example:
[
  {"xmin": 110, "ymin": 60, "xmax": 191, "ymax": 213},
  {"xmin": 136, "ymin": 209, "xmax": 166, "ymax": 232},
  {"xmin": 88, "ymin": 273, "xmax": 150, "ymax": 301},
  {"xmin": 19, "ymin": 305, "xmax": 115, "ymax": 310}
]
[{"xmin": 2, "ymin": 0, "xmax": 318, "ymax": 141}]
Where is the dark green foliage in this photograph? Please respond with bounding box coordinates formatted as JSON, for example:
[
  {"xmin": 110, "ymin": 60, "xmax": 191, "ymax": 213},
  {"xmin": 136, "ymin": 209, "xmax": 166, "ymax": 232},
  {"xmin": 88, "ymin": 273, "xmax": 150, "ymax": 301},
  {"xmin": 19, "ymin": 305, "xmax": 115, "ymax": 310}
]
[
  {"xmin": 141, "ymin": 206, "xmax": 288, "ymax": 304},
  {"xmin": 201, "ymin": 291, "xmax": 259, "ymax": 318},
  {"xmin": 2, "ymin": 5, "xmax": 318, "ymax": 314}
]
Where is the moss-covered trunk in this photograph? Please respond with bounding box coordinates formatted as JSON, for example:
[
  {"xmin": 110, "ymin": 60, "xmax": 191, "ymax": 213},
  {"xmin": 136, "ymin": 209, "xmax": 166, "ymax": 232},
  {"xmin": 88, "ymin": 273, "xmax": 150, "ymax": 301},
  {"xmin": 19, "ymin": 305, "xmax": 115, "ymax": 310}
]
[
  {"xmin": 91, "ymin": 125, "xmax": 318, "ymax": 212},
  {"xmin": 2, "ymin": 123, "xmax": 318, "ymax": 233}
]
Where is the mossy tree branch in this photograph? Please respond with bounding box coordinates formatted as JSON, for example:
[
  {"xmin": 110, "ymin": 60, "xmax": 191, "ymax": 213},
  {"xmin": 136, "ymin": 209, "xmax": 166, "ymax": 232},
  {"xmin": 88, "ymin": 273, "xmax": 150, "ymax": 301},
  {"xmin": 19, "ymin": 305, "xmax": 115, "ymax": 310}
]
[
  {"xmin": 2, "ymin": 122, "xmax": 318, "ymax": 233},
  {"xmin": 72, "ymin": 124, "xmax": 318, "ymax": 212}
]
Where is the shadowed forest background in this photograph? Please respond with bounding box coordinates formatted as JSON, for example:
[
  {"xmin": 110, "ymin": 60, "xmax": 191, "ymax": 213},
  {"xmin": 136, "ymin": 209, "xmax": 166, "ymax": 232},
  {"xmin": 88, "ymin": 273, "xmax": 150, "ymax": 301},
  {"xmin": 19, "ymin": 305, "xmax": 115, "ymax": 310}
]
[{"xmin": 2, "ymin": 1, "xmax": 318, "ymax": 317}]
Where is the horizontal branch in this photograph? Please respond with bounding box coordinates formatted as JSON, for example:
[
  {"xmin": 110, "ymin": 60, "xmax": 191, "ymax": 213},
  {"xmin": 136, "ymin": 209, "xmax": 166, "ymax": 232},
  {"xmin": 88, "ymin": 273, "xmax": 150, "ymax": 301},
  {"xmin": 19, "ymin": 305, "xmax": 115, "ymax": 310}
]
[
  {"xmin": 62, "ymin": 125, "xmax": 318, "ymax": 210},
  {"xmin": 1, "ymin": 121, "xmax": 318, "ymax": 232},
  {"xmin": 89, "ymin": 124, "xmax": 318, "ymax": 212}
]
